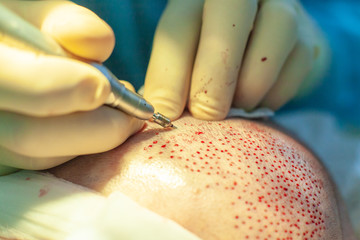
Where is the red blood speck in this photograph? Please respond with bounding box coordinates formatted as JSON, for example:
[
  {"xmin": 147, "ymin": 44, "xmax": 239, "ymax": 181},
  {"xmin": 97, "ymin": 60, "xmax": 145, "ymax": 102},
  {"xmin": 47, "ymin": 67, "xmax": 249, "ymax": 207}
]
[
  {"xmin": 38, "ymin": 186, "xmax": 50, "ymax": 198},
  {"xmin": 195, "ymin": 131, "xmax": 204, "ymax": 135},
  {"xmin": 204, "ymin": 90, "xmax": 208, "ymax": 94},
  {"xmin": 25, "ymin": 177, "xmax": 31, "ymax": 181},
  {"xmin": 161, "ymin": 144, "xmax": 166, "ymax": 148},
  {"xmin": 261, "ymin": 57, "xmax": 267, "ymax": 62}
]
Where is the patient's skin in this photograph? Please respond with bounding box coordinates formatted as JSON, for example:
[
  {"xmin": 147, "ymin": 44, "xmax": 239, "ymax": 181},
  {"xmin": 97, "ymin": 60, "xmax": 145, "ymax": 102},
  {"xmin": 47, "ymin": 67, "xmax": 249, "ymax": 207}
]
[{"xmin": 49, "ymin": 113, "xmax": 355, "ymax": 240}]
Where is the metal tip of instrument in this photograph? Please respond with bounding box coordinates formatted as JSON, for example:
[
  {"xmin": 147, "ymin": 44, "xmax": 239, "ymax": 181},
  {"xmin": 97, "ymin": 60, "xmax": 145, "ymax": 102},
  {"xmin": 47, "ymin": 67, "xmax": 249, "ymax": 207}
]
[{"xmin": 151, "ymin": 112, "xmax": 176, "ymax": 129}]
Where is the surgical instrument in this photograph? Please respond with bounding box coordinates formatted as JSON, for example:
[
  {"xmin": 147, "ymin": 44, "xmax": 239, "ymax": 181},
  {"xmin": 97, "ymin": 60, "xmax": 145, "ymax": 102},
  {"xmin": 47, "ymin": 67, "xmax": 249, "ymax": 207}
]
[{"xmin": 0, "ymin": 3, "xmax": 175, "ymax": 128}]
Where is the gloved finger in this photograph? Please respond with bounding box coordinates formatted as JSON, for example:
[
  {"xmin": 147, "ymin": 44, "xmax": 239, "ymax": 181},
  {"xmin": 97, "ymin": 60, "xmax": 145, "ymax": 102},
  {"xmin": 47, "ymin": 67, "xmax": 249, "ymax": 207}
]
[
  {"xmin": 0, "ymin": 147, "xmax": 74, "ymax": 172},
  {"xmin": 233, "ymin": 0, "xmax": 298, "ymax": 110},
  {"xmin": 292, "ymin": 6, "xmax": 331, "ymax": 98},
  {"xmin": 143, "ymin": 0, "xmax": 204, "ymax": 120},
  {"xmin": 188, "ymin": 0, "xmax": 258, "ymax": 120},
  {"xmin": 1, "ymin": 0, "xmax": 114, "ymax": 62},
  {"xmin": 119, "ymin": 80, "xmax": 136, "ymax": 93},
  {"xmin": 0, "ymin": 43, "xmax": 110, "ymax": 117},
  {"xmin": 0, "ymin": 106, "xmax": 144, "ymax": 158},
  {"xmin": 260, "ymin": 40, "xmax": 313, "ymax": 110}
]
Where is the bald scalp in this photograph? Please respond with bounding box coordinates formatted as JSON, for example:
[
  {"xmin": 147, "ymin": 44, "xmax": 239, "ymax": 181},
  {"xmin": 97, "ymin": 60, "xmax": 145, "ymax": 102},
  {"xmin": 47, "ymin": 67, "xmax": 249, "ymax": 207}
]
[{"xmin": 49, "ymin": 114, "xmax": 348, "ymax": 239}]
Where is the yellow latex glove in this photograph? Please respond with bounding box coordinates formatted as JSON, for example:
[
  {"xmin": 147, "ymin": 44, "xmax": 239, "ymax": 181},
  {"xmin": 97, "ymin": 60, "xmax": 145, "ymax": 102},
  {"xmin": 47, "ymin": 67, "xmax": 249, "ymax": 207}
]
[
  {"xmin": 0, "ymin": 171, "xmax": 201, "ymax": 240},
  {"xmin": 0, "ymin": 0, "xmax": 144, "ymax": 175},
  {"xmin": 143, "ymin": 0, "xmax": 330, "ymax": 120}
]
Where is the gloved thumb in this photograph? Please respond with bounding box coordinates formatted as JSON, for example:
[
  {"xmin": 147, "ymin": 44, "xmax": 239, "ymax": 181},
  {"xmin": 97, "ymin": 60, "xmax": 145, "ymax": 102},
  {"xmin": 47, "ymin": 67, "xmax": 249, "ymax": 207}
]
[{"xmin": 1, "ymin": 0, "xmax": 114, "ymax": 62}]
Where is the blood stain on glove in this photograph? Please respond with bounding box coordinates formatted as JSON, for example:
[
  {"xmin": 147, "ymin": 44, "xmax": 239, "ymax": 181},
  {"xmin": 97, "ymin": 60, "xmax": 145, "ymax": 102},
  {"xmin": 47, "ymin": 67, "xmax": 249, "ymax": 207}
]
[{"xmin": 38, "ymin": 185, "xmax": 50, "ymax": 198}]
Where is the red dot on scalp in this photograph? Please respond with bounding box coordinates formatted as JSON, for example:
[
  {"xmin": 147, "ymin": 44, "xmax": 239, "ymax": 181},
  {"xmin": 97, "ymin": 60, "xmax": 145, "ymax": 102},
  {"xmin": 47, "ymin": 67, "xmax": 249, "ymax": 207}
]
[{"xmin": 261, "ymin": 57, "xmax": 267, "ymax": 62}]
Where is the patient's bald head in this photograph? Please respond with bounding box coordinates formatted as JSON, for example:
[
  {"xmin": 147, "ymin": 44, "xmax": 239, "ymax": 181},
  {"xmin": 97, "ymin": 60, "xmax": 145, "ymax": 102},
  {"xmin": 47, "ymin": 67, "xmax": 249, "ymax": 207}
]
[{"xmin": 49, "ymin": 114, "xmax": 353, "ymax": 239}]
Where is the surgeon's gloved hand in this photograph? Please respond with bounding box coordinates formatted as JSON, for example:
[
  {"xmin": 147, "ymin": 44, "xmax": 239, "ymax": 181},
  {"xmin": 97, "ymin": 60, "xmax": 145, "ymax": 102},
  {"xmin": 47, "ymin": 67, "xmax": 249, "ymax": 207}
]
[
  {"xmin": 0, "ymin": 0, "xmax": 144, "ymax": 175},
  {"xmin": 143, "ymin": 0, "xmax": 330, "ymax": 120}
]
